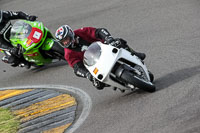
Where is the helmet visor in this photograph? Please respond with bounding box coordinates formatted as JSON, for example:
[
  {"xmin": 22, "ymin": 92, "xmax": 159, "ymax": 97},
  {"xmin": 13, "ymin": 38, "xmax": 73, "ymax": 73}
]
[{"xmin": 60, "ymin": 37, "xmax": 73, "ymax": 48}]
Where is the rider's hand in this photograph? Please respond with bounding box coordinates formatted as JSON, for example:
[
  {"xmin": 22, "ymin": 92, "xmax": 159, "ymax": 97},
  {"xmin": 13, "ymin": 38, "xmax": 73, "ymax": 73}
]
[
  {"xmin": 9, "ymin": 47, "xmax": 19, "ymax": 55},
  {"xmin": 105, "ymin": 37, "xmax": 123, "ymax": 48},
  {"xmin": 105, "ymin": 36, "xmax": 115, "ymax": 44},
  {"xmin": 9, "ymin": 45, "xmax": 23, "ymax": 57},
  {"xmin": 106, "ymin": 37, "xmax": 122, "ymax": 48},
  {"xmin": 28, "ymin": 15, "xmax": 37, "ymax": 21}
]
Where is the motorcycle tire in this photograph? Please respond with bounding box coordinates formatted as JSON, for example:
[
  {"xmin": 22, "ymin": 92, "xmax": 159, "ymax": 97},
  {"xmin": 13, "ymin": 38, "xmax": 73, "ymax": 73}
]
[
  {"xmin": 120, "ymin": 70, "xmax": 156, "ymax": 93},
  {"xmin": 148, "ymin": 71, "xmax": 154, "ymax": 82}
]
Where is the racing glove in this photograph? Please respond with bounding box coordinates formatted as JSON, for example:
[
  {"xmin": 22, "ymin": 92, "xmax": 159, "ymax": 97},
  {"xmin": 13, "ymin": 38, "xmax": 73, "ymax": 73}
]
[
  {"xmin": 95, "ymin": 28, "xmax": 120, "ymax": 45},
  {"xmin": 9, "ymin": 44, "xmax": 24, "ymax": 58},
  {"xmin": 105, "ymin": 36, "xmax": 115, "ymax": 44},
  {"xmin": 96, "ymin": 28, "xmax": 114, "ymax": 43},
  {"xmin": 27, "ymin": 15, "xmax": 37, "ymax": 21},
  {"xmin": 14, "ymin": 11, "xmax": 37, "ymax": 21},
  {"xmin": 9, "ymin": 48, "xmax": 21, "ymax": 57}
]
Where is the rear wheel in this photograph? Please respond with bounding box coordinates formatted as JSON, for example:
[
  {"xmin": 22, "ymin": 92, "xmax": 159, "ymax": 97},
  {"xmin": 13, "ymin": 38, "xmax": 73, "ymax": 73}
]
[{"xmin": 120, "ymin": 70, "xmax": 156, "ymax": 93}]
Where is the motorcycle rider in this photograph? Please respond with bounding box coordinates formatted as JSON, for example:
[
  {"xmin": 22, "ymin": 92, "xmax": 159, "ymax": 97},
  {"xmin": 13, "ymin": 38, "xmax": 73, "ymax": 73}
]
[
  {"xmin": 55, "ymin": 25, "xmax": 146, "ymax": 90},
  {"xmin": 0, "ymin": 10, "xmax": 37, "ymax": 68}
]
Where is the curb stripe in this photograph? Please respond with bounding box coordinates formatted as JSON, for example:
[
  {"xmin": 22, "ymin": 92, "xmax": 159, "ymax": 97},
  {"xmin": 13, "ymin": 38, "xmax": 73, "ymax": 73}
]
[
  {"xmin": 29, "ymin": 118, "xmax": 74, "ymax": 133},
  {"xmin": 0, "ymin": 89, "xmax": 44, "ymax": 106},
  {"xmin": 18, "ymin": 112, "xmax": 75, "ymax": 133},
  {"xmin": 14, "ymin": 94, "xmax": 71, "ymax": 115},
  {"xmin": 15, "ymin": 94, "xmax": 75, "ymax": 115},
  {"xmin": 14, "ymin": 94, "xmax": 76, "ymax": 122},
  {"xmin": 0, "ymin": 89, "xmax": 32, "ymax": 101},
  {"xmin": 20, "ymin": 101, "xmax": 76, "ymax": 123},
  {"xmin": 0, "ymin": 90, "xmax": 20, "ymax": 96},
  {"xmin": 19, "ymin": 106, "xmax": 76, "ymax": 128},
  {"xmin": 43, "ymin": 123, "xmax": 71, "ymax": 133},
  {"xmin": 12, "ymin": 93, "xmax": 60, "ymax": 110},
  {"xmin": 3, "ymin": 90, "xmax": 58, "ymax": 108}
]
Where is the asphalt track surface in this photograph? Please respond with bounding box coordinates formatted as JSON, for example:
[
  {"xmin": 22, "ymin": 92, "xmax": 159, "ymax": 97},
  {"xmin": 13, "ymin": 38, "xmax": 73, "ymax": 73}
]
[{"xmin": 1, "ymin": 0, "xmax": 200, "ymax": 133}]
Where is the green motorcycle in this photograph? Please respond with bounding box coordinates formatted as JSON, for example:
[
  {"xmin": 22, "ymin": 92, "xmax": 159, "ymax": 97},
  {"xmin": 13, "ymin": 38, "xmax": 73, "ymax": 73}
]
[{"xmin": 5, "ymin": 20, "xmax": 65, "ymax": 68}]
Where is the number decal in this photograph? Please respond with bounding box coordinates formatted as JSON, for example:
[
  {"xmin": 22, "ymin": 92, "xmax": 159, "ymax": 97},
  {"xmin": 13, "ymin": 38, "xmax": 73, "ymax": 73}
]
[
  {"xmin": 27, "ymin": 28, "xmax": 43, "ymax": 44},
  {"xmin": 33, "ymin": 31, "xmax": 41, "ymax": 40}
]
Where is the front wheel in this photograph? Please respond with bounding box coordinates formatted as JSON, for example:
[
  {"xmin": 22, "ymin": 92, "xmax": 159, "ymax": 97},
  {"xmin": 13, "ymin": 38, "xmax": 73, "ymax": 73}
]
[
  {"xmin": 148, "ymin": 71, "xmax": 154, "ymax": 82},
  {"xmin": 120, "ymin": 70, "xmax": 156, "ymax": 93}
]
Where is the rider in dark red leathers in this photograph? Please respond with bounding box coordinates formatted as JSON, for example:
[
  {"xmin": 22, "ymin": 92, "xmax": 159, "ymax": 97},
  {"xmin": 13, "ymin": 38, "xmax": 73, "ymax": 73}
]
[
  {"xmin": 0, "ymin": 10, "xmax": 37, "ymax": 68},
  {"xmin": 55, "ymin": 25, "xmax": 146, "ymax": 90}
]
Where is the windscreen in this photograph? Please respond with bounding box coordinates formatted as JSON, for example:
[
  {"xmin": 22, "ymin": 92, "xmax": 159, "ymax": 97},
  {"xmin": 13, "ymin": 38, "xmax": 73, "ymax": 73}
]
[
  {"xmin": 10, "ymin": 20, "xmax": 32, "ymax": 41},
  {"xmin": 83, "ymin": 42, "xmax": 101, "ymax": 66}
]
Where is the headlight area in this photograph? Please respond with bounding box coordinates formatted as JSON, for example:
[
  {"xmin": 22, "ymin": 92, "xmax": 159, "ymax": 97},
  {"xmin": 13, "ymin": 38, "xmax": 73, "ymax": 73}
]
[{"xmin": 83, "ymin": 42, "xmax": 101, "ymax": 66}]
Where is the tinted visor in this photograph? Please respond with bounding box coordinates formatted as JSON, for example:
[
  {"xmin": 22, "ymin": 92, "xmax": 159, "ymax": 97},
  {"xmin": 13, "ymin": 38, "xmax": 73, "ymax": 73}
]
[{"xmin": 60, "ymin": 37, "xmax": 73, "ymax": 48}]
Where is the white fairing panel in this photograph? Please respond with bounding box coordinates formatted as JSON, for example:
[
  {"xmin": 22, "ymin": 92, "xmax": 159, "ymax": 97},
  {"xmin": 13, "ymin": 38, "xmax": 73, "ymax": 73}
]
[{"xmin": 84, "ymin": 41, "xmax": 150, "ymax": 89}]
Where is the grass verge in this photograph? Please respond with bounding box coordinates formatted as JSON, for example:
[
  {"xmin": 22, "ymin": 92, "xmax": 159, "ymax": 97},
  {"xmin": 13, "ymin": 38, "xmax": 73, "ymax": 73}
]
[{"xmin": 0, "ymin": 108, "xmax": 20, "ymax": 133}]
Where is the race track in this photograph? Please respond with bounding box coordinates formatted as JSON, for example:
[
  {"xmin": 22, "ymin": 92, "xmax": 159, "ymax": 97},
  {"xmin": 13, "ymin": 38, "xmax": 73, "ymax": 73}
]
[{"xmin": 1, "ymin": 0, "xmax": 200, "ymax": 133}]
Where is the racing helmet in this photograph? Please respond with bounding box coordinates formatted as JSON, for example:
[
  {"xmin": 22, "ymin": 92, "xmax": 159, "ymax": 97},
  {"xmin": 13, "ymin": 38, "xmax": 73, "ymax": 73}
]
[{"xmin": 55, "ymin": 25, "xmax": 75, "ymax": 48}]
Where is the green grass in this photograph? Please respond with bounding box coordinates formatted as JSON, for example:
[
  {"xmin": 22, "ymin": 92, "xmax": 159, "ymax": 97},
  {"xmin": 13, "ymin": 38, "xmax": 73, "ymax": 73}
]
[{"xmin": 0, "ymin": 108, "xmax": 20, "ymax": 133}]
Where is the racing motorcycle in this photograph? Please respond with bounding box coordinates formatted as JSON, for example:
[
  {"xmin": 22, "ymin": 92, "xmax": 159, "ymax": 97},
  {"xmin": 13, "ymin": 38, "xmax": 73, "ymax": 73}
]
[
  {"xmin": 83, "ymin": 41, "xmax": 156, "ymax": 93},
  {"xmin": 0, "ymin": 20, "xmax": 65, "ymax": 68}
]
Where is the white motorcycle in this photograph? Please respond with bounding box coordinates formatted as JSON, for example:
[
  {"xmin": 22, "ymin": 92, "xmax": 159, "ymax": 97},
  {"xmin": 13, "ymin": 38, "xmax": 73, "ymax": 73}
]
[{"xmin": 83, "ymin": 41, "xmax": 156, "ymax": 93}]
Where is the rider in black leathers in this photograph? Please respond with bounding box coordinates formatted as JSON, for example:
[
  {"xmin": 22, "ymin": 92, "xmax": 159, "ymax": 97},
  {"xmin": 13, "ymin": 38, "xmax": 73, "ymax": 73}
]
[{"xmin": 0, "ymin": 10, "xmax": 37, "ymax": 68}]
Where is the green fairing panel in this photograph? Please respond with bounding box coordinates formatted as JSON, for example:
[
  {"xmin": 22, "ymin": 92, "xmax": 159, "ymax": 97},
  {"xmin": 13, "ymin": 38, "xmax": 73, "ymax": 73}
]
[
  {"xmin": 41, "ymin": 27, "xmax": 55, "ymax": 50},
  {"xmin": 9, "ymin": 20, "xmax": 55, "ymax": 66},
  {"xmin": 9, "ymin": 20, "xmax": 46, "ymax": 51},
  {"xmin": 23, "ymin": 49, "xmax": 52, "ymax": 65},
  {"xmin": 42, "ymin": 38, "xmax": 54, "ymax": 51}
]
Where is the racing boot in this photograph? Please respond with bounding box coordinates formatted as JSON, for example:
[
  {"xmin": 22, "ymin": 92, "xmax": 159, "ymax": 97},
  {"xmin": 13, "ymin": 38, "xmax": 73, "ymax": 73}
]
[
  {"xmin": 18, "ymin": 61, "xmax": 31, "ymax": 69},
  {"xmin": 127, "ymin": 47, "xmax": 146, "ymax": 60},
  {"xmin": 2, "ymin": 56, "xmax": 9, "ymax": 64},
  {"xmin": 2, "ymin": 55, "xmax": 20, "ymax": 67},
  {"xmin": 92, "ymin": 78, "xmax": 110, "ymax": 90},
  {"xmin": 132, "ymin": 51, "xmax": 146, "ymax": 60},
  {"xmin": 117, "ymin": 39, "xmax": 146, "ymax": 60},
  {"xmin": 92, "ymin": 79, "xmax": 105, "ymax": 90}
]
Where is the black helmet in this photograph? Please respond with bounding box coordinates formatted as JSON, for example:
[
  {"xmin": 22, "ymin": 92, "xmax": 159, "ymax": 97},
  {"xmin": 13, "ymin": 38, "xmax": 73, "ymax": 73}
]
[{"xmin": 55, "ymin": 25, "xmax": 75, "ymax": 48}]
